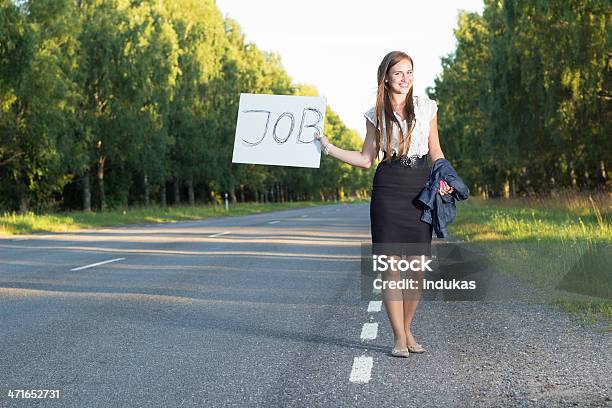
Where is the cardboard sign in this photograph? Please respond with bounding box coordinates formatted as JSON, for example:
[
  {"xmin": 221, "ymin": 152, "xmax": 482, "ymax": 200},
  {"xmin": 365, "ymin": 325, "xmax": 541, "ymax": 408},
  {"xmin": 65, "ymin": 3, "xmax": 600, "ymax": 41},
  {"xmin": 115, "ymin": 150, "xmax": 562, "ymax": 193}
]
[{"xmin": 232, "ymin": 93, "xmax": 327, "ymax": 168}]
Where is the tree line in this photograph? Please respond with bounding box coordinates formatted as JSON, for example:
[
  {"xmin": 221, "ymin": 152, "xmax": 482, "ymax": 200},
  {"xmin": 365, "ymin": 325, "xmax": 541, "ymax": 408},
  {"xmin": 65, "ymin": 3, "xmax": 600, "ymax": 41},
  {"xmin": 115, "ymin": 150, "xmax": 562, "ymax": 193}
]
[
  {"xmin": 0, "ymin": 0, "xmax": 373, "ymax": 213},
  {"xmin": 431, "ymin": 0, "xmax": 610, "ymax": 197},
  {"xmin": 6, "ymin": 0, "xmax": 605, "ymax": 213}
]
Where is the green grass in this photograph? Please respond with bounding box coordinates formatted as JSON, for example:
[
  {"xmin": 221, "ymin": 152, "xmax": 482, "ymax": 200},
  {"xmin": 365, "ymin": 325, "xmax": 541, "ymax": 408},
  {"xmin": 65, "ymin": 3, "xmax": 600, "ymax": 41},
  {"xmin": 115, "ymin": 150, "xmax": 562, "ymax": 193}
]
[
  {"xmin": 448, "ymin": 193, "xmax": 611, "ymax": 243},
  {"xmin": 553, "ymin": 300, "xmax": 612, "ymax": 330},
  {"xmin": 0, "ymin": 198, "xmax": 368, "ymax": 235},
  {"xmin": 449, "ymin": 192, "xmax": 611, "ymax": 324}
]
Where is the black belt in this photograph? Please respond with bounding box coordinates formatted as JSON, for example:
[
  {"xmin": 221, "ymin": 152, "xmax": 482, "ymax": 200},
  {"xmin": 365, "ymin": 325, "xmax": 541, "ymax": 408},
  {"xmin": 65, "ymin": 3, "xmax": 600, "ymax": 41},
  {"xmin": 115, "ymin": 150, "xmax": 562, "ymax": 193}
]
[{"xmin": 382, "ymin": 152, "xmax": 427, "ymax": 168}]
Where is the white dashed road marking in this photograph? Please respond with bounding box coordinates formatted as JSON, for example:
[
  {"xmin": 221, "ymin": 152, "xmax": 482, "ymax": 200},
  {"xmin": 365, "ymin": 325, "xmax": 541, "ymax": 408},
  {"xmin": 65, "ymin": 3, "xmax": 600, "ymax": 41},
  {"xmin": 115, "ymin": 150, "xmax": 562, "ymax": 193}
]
[
  {"xmin": 349, "ymin": 356, "xmax": 373, "ymax": 384},
  {"xmin": 268, "ymin": 221, "xmax": 280, "ymax": 224},
  {"xmin": 354, "ymin": 278, "xmax": 383, "ymax": 383},
  {"xmin": 367, "ymin": 301, "xmax": 382, "ymax": 312},
  {"xmin": 208, "ymin": 231, "xmax": 230, "ymax": 238},
  {"xmin": 372, "ymin": 273, "xmax": 382, "ymax": 294},
  {"xmin": 70, "ymin": 257, "xmax": 125, "ymax": 271},
  {"xmin": 360, "ymin": 322, "xmax": 378, "ymax": 340}
]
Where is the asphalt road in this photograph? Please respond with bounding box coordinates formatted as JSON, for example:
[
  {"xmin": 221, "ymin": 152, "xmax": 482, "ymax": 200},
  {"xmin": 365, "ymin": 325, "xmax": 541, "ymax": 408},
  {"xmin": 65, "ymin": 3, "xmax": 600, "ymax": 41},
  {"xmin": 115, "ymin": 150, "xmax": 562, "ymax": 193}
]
[{"xmin": 0, "ymin": 203, "xmax": 610, "ymax": 407}]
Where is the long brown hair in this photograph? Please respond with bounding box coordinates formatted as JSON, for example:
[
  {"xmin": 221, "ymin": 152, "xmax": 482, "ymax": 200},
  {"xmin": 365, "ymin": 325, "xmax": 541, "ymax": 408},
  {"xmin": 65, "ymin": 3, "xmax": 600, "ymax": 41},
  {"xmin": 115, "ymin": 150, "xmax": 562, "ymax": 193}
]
[{"xmin": 375, "ymin": 51, "xmax": 416, "ymax": 162}]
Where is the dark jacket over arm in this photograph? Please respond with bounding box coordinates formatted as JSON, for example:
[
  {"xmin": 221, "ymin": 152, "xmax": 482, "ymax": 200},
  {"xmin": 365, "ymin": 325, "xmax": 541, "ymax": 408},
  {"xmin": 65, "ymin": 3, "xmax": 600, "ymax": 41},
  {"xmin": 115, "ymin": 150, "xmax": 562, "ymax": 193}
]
[{"xmin": 416, "ymin": 158, "xmax": 469, "ymax": 238}]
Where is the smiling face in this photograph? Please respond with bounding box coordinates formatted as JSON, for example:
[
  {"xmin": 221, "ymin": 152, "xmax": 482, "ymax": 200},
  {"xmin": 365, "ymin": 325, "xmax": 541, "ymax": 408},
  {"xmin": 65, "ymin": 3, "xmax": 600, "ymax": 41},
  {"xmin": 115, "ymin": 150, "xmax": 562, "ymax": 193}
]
[{"xmin": 386, "ymin": 58, "xmax": 413, "ymax": 95}]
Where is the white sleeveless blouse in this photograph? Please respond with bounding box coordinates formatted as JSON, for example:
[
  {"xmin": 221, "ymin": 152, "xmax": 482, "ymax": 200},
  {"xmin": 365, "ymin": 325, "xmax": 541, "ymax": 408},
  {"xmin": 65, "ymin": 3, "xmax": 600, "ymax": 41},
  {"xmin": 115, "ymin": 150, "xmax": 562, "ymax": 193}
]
[{"xmin": 363, "ymin": 95, "xmax": 438, "ymax": 158}]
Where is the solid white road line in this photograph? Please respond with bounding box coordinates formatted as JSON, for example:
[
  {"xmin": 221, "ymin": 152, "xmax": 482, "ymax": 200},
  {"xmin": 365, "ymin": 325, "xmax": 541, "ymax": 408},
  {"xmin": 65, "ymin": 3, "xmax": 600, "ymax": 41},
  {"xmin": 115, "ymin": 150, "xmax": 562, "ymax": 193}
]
[
  {"xmin": 208, "ymin": 231, "xmax": 230, "ymax": 238},
  {"xmin": 268, "ymin": 221, "xmax": 280, "ymax": 224},
  {"xmin": 360, "ymin": 322, "xmax": 378, "ymax": 340},
  {"xmin": 349, "ymin": 356, "xmax": 373, "ymax": 384},
  {"xmin": 367, "ymin": 300, "xmax": 382, "ymax": 313},
  {"xmin": 70, "ymin": 257, "xmax": 125, "ymax": 271}
]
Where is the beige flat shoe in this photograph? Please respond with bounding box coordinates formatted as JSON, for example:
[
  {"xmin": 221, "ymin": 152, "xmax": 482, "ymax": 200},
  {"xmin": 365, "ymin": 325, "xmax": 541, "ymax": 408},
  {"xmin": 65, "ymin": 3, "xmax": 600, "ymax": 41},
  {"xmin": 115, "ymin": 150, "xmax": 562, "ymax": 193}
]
[
  {"xmin": 406, "ymin": 344, "xmax": 426, "ymax": 353},
  {"xmin": 390, "ymin": 347, "xmax": 411, "ymax": 358}
]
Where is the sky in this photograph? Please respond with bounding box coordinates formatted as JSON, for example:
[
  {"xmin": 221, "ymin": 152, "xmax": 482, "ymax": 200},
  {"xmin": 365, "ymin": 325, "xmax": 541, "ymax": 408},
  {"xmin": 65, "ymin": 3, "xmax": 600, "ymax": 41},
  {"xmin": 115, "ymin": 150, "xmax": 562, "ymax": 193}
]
[{"xmin": 215, "ymin": 0, "xmax": 484, "ymax": 138}]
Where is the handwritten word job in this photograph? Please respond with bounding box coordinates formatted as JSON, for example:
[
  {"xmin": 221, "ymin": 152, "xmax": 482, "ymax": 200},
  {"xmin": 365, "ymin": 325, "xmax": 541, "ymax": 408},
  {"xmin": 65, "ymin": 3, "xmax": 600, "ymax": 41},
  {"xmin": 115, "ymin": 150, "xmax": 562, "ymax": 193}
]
[{"xmin": 241, "ymin": 108, "xmax": 323, "ymax": 147}]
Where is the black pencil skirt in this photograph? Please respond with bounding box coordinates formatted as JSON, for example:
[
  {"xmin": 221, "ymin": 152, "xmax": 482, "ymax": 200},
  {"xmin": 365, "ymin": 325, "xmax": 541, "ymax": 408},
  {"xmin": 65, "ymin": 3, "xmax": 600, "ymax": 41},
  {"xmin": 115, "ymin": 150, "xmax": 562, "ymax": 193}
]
[{"xmin": 370, "ymin": 156, "xmax": 433, "ymax": 256}]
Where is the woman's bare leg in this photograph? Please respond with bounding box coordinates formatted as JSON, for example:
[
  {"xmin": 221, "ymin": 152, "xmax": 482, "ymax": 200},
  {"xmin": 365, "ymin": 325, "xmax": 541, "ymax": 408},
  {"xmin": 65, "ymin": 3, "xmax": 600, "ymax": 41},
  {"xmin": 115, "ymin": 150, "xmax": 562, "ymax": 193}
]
[
  {"xmin": 382, "ymin": 256, "xmax": 406, "ymax": 350},
  {"xmin": 403, "ymin": 260, "xmax": 424, "ymax": 347}
]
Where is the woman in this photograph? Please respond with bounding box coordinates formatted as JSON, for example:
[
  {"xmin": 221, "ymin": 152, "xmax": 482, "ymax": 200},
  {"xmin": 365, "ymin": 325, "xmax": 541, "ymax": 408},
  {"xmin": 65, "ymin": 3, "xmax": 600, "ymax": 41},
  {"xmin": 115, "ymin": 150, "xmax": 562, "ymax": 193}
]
[{"xmin": 315, "ymin": 51, "xmax": 454, "ymax": 358}]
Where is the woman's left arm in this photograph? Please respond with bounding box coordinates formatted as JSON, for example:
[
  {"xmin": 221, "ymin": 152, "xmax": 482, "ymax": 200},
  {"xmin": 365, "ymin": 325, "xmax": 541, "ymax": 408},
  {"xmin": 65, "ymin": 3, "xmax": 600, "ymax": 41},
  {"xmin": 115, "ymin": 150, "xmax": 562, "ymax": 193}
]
[
  {"xmin": 427, "ymin": 114, "xmax": 454, "ymax": 195},
  {"xmin": 427, "ymin": 115, "xmax": 445, "ymax": 163}
]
